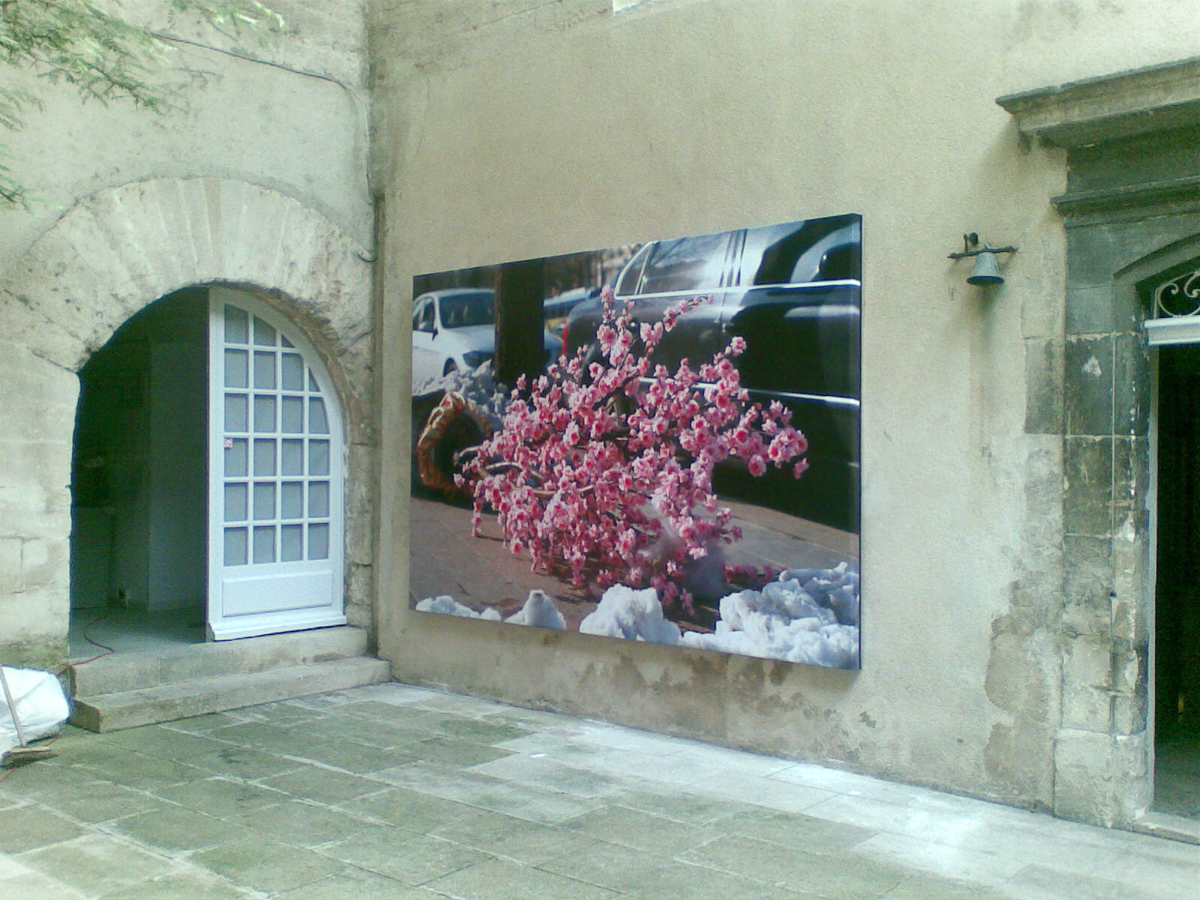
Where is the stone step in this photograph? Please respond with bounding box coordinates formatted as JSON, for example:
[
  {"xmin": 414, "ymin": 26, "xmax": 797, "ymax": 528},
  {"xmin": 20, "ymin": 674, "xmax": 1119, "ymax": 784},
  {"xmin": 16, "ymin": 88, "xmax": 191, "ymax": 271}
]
[
  {"xmin": 68, "ymin": 626, "xmax": 369, "ymax": 697},
  {"xmin": 70, "ymin": 656, "xmax": 392, "ymax": 732}
]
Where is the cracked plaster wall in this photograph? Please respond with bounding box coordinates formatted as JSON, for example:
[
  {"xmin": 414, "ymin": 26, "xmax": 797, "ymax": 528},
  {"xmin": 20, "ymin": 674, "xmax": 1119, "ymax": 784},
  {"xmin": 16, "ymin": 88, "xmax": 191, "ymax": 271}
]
[{"xmin": 372, "ymin": 0, "xmax": 1200, "ymax": 819}]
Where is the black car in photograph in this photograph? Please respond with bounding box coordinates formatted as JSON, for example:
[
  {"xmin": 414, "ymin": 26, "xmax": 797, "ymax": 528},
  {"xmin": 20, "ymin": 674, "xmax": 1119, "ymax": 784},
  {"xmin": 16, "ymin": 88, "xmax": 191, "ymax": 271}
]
[{"xmin": 562, "ymin": 215, "xmax": 861, "ymax": 531}]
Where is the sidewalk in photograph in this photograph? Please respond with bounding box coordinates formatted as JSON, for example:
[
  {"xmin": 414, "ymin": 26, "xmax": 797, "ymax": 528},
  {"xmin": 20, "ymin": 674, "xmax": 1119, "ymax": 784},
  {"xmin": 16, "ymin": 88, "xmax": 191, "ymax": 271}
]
[{"xmin": 2, "ymin": 682, "xmax": 1195, "ymax": 899}]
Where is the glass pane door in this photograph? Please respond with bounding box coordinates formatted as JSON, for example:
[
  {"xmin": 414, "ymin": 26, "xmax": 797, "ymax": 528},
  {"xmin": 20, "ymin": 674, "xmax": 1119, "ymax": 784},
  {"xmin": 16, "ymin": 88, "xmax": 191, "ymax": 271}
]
[{"xmin": 207, "ymin": 287, "xmax": 345, "ymax": 640}]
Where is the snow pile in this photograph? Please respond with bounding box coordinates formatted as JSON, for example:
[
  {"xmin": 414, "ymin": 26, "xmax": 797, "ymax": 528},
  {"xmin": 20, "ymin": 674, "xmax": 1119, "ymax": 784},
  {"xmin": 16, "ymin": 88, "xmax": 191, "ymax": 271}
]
[
  {"xmin": 503, "ymin": 590, "xmax": 566, "ymax": 630},
  {"xmin": 679, "ymin": 564, "xmax": 860, "ymax": 668},
  {"xmin": 416, "ymin": 589, "xmax": 565, "ymax": 630},
  {"xmin": 415, "ymin": 595, "xmax": 502, "ymax": 621},
  {"xmin": 412, "ymin": 362, "xmax": 509, "ymax": 428},
  {"xmin": 579, "ymin": 585, "xmax": 682, "ymax": 645},
  {"xmin": 778, "ymin": 561, "xmax": 859, "ymax": 626}
]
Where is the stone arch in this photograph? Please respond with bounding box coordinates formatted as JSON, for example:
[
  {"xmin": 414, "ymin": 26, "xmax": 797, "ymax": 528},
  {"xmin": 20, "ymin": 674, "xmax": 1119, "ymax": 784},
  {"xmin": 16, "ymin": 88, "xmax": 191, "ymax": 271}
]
[
  {"xmin": 0, "ymin": 178, "xmax": 375, "ymax": 659},
  {"xmin": 2, "ymin": 178, "xmax": 371, "ymax": 393}
]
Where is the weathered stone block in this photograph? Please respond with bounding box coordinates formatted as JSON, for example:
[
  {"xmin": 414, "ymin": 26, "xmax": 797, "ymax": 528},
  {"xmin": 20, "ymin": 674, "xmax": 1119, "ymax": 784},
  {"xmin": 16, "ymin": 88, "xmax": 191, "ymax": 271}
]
[
  {"xmin": 1024, "ymin": 338, "xmax": 1063, "ymax": 434},
  {"xmin": 1115, "ymin": 732, "xmax": 1151, "ymax": 811},
  {"xmin": 346, "ymin": 563, "xmax": 374, "ymax": 633},
  {"xmin": 1113, "ymin": 333, "xmax": 1151, "ymax": 436},
  {"xmin": 1069, "ymin": 125, "xmax": 1200, "ymax": 194},
  {"xmin": 1110, "ymin": 554, "xmax": 1149, "ymax": 645},
  {"xmin": 983, "ymin": 715, "xmax": 1056, "ymax": 804},
  {"xmin": 18, "ymin": 538, "xmax": 59, "ymax": 594},
  {"xmin": 1062, "ymin": 535, "xmax": 1112, "ymax": 636},
  {"xmin": 1064, "ymin": 337, "xmax": 1114, "ymax": 436},
  {"xmin": 1112, "ymin": 689, "xmax": 1148, "ymax": 735},
  {"xmin": 1064, "ymin": 283, "xmax": 1118, "ymax": 336},
  {"xmin": 0, "ymin": 537, "xmax": 23, "ymax": 595},
  {"xmin": 1065, "ymin": 223, "xmax": 1126, "ymax": 291},
  {"xmin": 1016, "ymin": 438, "xmax": 1064, "ymax": 596},
  {"xmin": 1064, "ymin": 436, "xmax": 1112, "ymax": 537},
  {"xmin": 1112, "ymin": 436, "xmax": 1150, "ymax": 526},
  {"xmin": 1054, "ymin": 727, "xmax": 1151, "ymax": 826},
  {"xmin": 1054, "ymin": 728, "xmax": 1115, "ymax": 825},
  {"xmin": 0, "ymin": 344, "xmax": 80, "ymax": 443},
  {"xmin": 1061, "ymin": 634, "xmax": 1113, "ymax": 732},
  {"xmin": 1111, "ymin": 639, "xmax": 1145, "ymax": 694}
]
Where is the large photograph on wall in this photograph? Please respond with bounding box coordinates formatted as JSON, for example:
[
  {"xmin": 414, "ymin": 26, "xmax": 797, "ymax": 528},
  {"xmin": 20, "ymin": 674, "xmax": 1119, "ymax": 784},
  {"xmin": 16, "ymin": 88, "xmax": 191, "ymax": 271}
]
[{"xmin": 409, "ymin": 214, "xmax": 862, "ymax": 669}]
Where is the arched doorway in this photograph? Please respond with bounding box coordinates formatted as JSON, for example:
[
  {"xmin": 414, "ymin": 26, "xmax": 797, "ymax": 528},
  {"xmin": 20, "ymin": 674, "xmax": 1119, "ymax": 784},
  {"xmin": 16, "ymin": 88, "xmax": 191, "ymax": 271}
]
[
  {"xmin": 69, "ymin": 285, "xmax": 346, "ymax": 652},
  {"xmin": 70, "ymin": 289, "xmax": 208, "ymax": 652}
]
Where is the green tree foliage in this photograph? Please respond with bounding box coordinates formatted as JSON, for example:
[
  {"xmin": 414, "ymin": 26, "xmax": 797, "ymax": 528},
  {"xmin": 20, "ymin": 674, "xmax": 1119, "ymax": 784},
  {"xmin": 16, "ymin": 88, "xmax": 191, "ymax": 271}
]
[{"xmin": 0, "ymin": 0, "xmax": 282, "ymax": 207}]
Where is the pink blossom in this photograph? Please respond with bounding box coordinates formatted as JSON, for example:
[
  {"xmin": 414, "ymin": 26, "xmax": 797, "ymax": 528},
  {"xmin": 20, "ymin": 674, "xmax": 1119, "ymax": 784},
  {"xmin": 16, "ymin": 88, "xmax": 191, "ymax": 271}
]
[{"xmin": 461, "ymin": 289, "xmax": 808, "ymax": 613}]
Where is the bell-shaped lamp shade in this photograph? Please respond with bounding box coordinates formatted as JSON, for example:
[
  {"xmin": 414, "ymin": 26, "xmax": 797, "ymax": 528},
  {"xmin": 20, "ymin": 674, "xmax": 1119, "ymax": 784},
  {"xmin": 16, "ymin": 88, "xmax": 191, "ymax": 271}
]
[{"xmin": 967, "ymin": 250, "xmax": 1004, "ymax": 286}]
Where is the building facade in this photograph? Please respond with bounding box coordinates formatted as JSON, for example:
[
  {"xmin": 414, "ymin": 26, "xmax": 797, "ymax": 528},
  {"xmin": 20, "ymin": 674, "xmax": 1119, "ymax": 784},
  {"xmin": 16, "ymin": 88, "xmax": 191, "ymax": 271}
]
[
  {"xmin": 2, "ymin": 0, "xmax": 1198, "ymax": 831},
  {"xmin": 0, "ymin": 1, "xmax": 376, "ymax": 665}
]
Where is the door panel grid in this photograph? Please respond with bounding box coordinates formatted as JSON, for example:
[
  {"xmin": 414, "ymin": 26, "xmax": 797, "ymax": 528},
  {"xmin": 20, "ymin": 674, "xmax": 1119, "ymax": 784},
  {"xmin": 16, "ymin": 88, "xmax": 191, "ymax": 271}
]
[
  {"xmin": 221, "ymin": 305, "xmax": 332, "ymax": 567},
  {"xmin": 208, "ymin": 288, "xmax": 345, "ymax": 640}
]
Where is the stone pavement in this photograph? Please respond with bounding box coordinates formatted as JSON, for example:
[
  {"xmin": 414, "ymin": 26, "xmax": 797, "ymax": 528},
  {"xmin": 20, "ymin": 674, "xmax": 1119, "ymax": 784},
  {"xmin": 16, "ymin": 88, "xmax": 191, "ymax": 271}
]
[{"xmin": 1, "ymin": 682, "xmax": 1196, "ymax": 899}]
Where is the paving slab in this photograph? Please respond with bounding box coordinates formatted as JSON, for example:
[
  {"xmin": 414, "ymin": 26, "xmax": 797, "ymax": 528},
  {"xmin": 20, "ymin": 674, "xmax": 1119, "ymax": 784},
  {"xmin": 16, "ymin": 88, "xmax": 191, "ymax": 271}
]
[
  {"xmin": 559, "ymin": 803, "xmax": 719, "ymax": 854},
  {"xmin": 538, "ymin": 839, "xmax": 788, "ymax": 900},
  {"xmin": 314, "ymin": 827, "xmax": 491, "ymax": 885},
  {"xmin": 17, "ymin": 833, "xmax": 183, "ymax": 895},
  {"xmin": 0, "ymin": 805, "xmax": 87, "ymax": 853},
  {"xmin": 681, "ymin": 832, "xmax": 912, "ymax": 899},
  {"xmin": 427, "ymin": 854, "xmax": 623, "ymax": 900},
  {"xmin": 30, "ymin": 778, "xmax": 166, "ymax": 824},
  {"xmin": 272, "ymin": 867, "xmax": 433, "ymax": 900},
  {"xmin": 191, "ymin": 837, "xmax": 346, "ymax": 894},
  {"xmin": 335, "ymin": 784, "xmax": 479, "ymax": 831},
  {"xmin": 0, "ymin": 681, "xmax": 1192, "ymax": 900},
  {"xmin": 151, "ymin": 775, "xmax": 291, "ymax": 818},
  {"xmin": 429, "ymin": 808, "xmax": 600, "ymax": 864},
  {"xmin": 109, "ymin": 805, "xmax": 254, "ymax": 853},
  {"xmin": 258, "ymin": 762, "xmax": 389, "ymax": 804},
  {"xmin": 95, "ymin": 872, "xmax": 257, "ymax": 900}
]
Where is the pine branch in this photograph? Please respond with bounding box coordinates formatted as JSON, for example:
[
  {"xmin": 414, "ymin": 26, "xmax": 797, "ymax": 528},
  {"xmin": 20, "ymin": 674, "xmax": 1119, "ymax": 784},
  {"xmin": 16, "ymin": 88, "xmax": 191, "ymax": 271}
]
[{"xmin": 0, "ymin": 0, "xmax": 282, "ymax": 208}]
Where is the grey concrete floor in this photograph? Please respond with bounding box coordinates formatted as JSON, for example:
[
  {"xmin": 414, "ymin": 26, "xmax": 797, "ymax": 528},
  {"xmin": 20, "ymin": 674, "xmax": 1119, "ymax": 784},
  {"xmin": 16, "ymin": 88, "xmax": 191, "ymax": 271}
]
[
  {"xmin": 68, "ymin": 608, "xmax": 204, "ymax": 657},
  {"xmin": 1, "ymin": 683, "xmax": 1196, "ymax": 900}
]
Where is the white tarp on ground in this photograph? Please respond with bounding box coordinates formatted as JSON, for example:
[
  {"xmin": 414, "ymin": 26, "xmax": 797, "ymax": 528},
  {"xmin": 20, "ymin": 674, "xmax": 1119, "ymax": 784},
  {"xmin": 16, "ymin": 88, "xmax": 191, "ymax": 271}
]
[{"xmin": 1, "ymin": 666, "xmax": 69, "ymax": 756}]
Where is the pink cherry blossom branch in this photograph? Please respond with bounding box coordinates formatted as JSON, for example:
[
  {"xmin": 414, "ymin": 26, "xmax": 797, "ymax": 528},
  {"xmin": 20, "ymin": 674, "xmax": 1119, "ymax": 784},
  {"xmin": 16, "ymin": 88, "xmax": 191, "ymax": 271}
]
[{"xmin": 458, "ymin": 287, "xmax": 808, "ymax": 616}]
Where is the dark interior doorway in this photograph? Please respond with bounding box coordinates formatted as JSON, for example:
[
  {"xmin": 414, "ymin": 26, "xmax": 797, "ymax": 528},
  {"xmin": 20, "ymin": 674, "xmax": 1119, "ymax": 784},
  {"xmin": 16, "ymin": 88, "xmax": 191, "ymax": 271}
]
[
  {"xmin": 68, "ymin": 289, "xmax": 208, "ymax": 656},
  {"xmin": 1154, "ymin": 342, "xmax": 1200, "ymax": 819}
]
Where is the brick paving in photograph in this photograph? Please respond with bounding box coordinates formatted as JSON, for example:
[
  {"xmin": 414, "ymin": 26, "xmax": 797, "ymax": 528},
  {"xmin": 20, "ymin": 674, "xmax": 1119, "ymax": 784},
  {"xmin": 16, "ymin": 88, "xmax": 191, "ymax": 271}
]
[{"xmin": 409, "ymin": 493, "xmax": 858, "ymax": 631}]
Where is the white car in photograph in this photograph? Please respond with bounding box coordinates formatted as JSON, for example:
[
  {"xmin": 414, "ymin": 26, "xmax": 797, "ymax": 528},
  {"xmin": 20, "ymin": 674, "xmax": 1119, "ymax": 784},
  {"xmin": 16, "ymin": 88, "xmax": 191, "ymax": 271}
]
[
  {"xmin": 411, "ymin": 288, "xmax": 497, "ymax": 385},
  {"xmin": 412, "ymin": 287, "xmax": 561, "ymax": 389}
]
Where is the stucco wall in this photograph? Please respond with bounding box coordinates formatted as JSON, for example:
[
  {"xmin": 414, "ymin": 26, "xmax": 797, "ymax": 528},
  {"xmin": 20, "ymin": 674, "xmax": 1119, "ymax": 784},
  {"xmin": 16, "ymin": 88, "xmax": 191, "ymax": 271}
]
[
  {"xmin": 1, "ymin": 0, "xmax": 371, "ymax": 263},
  {"xmin": 0, "ymin": 1, "xmax": 374, "ymax": 666},
  {"xmin": 372, "ymin": 0, "xmax": 1200, "ymax": 814}
]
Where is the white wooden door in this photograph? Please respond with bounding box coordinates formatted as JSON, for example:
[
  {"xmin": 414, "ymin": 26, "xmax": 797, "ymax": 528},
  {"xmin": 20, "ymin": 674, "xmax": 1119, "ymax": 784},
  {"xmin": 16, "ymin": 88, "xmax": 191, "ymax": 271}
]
[{"xmin": 207, "ymin": 288, "xmax": 346, "ymax": 640}]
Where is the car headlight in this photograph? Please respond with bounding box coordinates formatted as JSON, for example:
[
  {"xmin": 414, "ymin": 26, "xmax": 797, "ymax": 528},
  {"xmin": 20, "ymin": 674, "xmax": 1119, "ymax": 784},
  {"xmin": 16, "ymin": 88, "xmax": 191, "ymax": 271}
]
[{"xmin": 462, "ymin": 350, "xmax": 492, "ymax": 369}]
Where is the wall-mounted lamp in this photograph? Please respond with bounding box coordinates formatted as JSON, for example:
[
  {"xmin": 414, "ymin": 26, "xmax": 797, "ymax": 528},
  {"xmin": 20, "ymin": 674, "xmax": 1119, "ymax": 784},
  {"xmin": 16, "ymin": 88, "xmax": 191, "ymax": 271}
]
[{"xmin": 948, "ymin": 233, "xmax": 1017, "ymax": 286}]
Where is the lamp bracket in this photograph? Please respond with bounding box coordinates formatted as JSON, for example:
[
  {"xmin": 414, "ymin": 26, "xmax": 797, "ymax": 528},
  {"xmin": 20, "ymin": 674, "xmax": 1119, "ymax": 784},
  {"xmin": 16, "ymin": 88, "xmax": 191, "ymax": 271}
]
[{"xmin": 948, "ymin": 236, "xmax": 1018, "ymax": 260}]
